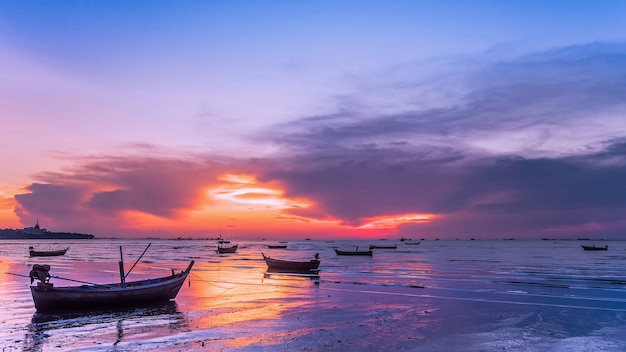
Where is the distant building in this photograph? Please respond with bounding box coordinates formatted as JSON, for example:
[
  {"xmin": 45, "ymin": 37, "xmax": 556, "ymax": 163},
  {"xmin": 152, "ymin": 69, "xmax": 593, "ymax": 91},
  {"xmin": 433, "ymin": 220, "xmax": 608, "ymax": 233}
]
[{"xmin": 23, "ymin": 220, "xmax": 47, "ymax": 235}]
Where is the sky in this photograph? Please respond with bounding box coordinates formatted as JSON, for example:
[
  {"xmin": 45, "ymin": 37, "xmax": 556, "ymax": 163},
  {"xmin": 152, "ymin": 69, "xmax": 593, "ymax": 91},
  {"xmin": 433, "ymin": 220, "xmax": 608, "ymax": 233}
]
[{"xmin": 2, "ymin": 1, "xmax": 626, "ymax": 240}]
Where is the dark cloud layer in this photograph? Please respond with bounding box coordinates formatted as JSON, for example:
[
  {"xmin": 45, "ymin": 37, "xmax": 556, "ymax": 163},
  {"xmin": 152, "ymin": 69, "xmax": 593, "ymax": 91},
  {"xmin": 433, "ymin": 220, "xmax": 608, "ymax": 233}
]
[
  {"xmin": 261, "ymin": 141, "xmax": 626, "ymax": 238},
  {"xmin": 14, "ymin": 156, "xmax": 237, "ymax": 235},
  {"xmin": 259, "ymin": 42, "xmax": 626, "ymax": 238}
]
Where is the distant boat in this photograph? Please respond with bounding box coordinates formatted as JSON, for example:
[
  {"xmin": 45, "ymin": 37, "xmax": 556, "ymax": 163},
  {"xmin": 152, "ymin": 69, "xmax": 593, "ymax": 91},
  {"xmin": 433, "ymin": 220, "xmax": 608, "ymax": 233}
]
[
  {"xmin": 333, "ymin": 247, "xmax": 373, "ymax": 256},
  {"xmin": 262, "ymin": 253, "xmax": 320, "ymax": 273},
  {"xmin": 267, "ymin": 244, "xmax": 288, "ymax": 249},
  {"xmin": 29, "ymin": 246, "xmax": 69, "ymax": 257},
  {"xmin": 369, "ymin": 244, "xmax": 397, "ymax": 249},
  {"xmin": 217, "ymin": 243, "xmax": 238, "ymax": 253},
  {"xmin": 581, "ymin": 244, "xmax": 608, "ymax": 251},
  {"xmin": 404, "ymin": 241, "xmax": 420, "ymax": 245},
  {"xmin": 26, "ymin": 244, "xmax": 194, "ymax": 313}
]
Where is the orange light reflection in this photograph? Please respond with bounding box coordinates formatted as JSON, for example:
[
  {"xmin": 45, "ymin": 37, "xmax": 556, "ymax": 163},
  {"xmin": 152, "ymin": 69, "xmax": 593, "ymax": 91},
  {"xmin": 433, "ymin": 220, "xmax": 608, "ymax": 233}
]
[{"xmin": 359, "ymin": 213, "xmax": 436, "ymax": 230}]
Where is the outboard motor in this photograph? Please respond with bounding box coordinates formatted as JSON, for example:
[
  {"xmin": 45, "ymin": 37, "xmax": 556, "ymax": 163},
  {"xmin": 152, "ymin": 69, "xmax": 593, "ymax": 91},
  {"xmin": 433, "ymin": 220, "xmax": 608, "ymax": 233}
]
[{"xmin": 29, "ymin": 264, "xmax": 51, "ymax": 284}]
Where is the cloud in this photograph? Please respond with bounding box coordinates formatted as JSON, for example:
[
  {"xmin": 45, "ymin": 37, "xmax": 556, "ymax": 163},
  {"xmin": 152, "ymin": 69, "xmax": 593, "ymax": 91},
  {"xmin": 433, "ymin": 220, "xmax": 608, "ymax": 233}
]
[
  {"xmin": 270, "ymin": 41, "xmax": 626, "ymax": 158},
  {"xmin": 13, "ymin": 155, "xmax": 237, "ymax": 234},
  {"xmin": 256, "ymin": 42, "xmax": 626, "ymax": 237},
  {"xmin": 12, "ymin": 42, "xmax": 626, "ymax": 238}
]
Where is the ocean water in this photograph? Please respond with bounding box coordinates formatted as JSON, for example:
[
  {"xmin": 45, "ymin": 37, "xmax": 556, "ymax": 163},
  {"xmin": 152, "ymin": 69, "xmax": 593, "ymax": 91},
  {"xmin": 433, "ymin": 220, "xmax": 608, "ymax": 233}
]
[{"xmin": 2, "ymin": 239, "xmax": 626, "ymax": 351}]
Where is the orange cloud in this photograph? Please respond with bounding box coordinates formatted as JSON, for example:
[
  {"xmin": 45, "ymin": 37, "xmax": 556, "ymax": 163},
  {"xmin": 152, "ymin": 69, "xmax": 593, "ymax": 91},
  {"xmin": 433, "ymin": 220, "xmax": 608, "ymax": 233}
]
[
  {"xmin": 359, "ymin": 213, "xmax": 435, "ymax": 230},
  {"xmin": 209, "ymin": 173, "xmax": 312, "ymax": 210}
]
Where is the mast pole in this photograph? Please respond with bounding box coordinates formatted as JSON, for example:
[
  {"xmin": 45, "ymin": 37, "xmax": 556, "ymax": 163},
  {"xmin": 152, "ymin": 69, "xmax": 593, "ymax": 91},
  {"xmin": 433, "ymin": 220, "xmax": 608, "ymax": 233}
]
[{"xmin": 119, "ymin": 246, "xmax": 126, "ymax": 288}]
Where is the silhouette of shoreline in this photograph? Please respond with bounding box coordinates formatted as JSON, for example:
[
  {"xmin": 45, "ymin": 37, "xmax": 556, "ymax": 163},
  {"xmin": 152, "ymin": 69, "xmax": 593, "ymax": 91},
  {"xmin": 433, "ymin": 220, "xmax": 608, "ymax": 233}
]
[
  {"xmin": 0, "ymin": 228, "xmax": 95, "ymax": 239},
  {"xmin": 0, "ymin": 220, "xmax": 94, "ymax": 239}
]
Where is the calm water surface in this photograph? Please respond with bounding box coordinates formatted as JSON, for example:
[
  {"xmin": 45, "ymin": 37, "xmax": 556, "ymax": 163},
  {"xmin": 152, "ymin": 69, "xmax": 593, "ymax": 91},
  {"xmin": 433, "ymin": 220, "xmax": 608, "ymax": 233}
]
[{"xmin": 2, "ymin": 239, "xmax": 626, "ymax": 351}]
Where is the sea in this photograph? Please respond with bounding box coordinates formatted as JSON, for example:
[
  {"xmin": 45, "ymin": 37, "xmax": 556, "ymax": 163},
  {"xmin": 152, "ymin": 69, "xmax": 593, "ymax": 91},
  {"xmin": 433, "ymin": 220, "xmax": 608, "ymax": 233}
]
[{"xmin": 2, "ymin": 238, "xmax": 626, "ymax": 351}]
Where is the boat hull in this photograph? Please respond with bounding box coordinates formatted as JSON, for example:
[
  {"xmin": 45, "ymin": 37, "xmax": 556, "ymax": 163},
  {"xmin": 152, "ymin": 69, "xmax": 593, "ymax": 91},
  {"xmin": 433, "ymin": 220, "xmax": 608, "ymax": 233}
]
[
  {"xmin": 30, "ymin": 261, "xmax": 194, "ymax": 313},
  {"xmin": 217, "ymin": 244, "xmax": 238, "ymax": 253},
  {"xmin": 581, "ymin": 245, "xmax": 608, "ymax": 251},
  {"xmin": 263, "ymin": 253, "xmax": 320, "ymax": 272},
  {"xmin": 333, "ymin": 249, "xmax": 373, "ymax": 256},
  {"xmin": 29, "ymin": 248, "xmax": 69, "ymax": 257}
]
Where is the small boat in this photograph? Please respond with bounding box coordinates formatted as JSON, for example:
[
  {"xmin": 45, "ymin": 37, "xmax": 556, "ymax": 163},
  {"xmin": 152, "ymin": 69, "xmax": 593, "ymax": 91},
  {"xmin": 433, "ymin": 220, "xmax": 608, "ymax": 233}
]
[
  {"xmin": 581, "ymin": 244, "xmax": 608, "ymax": 251},
  {"xmin": 369, "ymin": 244, "xmax": 397, "ymax": 249},
  {"xmin": 333, "ymin": 247, "xmax": 373, "ymax": 256},
  {"xmin": 404, "ymin": 241, "xmax": 421, "ymax": 245},
  {"xmin": 262, "ymin": 253, "xmax": 320, "ymax": 273},
  {"xmin": 217, "ymin": 243, "xmax": 238, "ymax": 253},
  {"xmin": 29, "ymin": 246, "xmax": 69, "ymax": 257},
  {"xmin": 27, "ymin": 244, "xmax": 194, "ymax": 313},
  {"xmin": 267, "ymin": 244, "xmax": 288, "ymax": 249}
]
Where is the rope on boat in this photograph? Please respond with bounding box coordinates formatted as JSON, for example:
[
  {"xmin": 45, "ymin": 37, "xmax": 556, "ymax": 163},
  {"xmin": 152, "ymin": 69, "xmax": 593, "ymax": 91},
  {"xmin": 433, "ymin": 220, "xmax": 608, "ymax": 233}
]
[
  {"xmin": 4, "ymin": 272, "xmax": 112, "ymax": 287},
  {"xmin": 125, "ymin": 243, "xmax": 152, "ymax": 278}
]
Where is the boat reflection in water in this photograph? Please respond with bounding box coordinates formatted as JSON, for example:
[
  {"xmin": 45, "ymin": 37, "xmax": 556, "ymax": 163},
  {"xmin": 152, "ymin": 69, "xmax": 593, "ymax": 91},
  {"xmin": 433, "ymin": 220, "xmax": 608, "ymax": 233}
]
[
  {"xmin": 263, "ymin": 270, "xmax": 320, "ymax": 284},
  {"xmin": 23, "ymin": 301, "xmax": 186, "ymax": 352}
]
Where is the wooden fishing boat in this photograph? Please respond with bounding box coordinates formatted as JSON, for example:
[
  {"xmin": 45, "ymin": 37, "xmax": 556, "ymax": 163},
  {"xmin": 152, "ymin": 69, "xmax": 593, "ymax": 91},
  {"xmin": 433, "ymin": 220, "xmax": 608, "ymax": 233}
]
[
  {"xmin": 29, "ymin": 261, "xmax": 194, "ymax": 313},
  {"xmin": 369, "ymin": 244, "xmax": 397, "ymax": 249},
  {"xmin": 404, "ymin": 241, "xmax": 421, "ymax": 245},
  {"xmin": 217, "ymin": 243, "xmax": 238, "ymax": 253},
  {"xmin": 333, "ymin": 248, "xmax": 373, "ymax": 256},
  {"xmin": 26, "ymin": 243, "xmax": 193, "ymax": 313},
  {"xmin": 29, "ymin": 246, "xmax": 69, "ymax": 257},
  {"xmin": 262, "ymin": 253, "xmax": 320, "ymax": 272},
  {"xmin": 581, "ymin": 244, "xmax": 608, "ymax": 251}
]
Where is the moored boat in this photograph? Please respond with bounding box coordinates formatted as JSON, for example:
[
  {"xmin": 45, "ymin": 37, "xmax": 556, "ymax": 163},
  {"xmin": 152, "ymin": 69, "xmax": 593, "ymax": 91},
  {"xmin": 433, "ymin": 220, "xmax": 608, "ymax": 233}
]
[
  {"xmin": 369, "ymin": 244, "xmax": 397, "ymax": 249},
  {"xmin": 581, "ymin": 244, "xmax": 608, "ymax": 251},
  {"xmin": 29, "ymin": 261, "xmax": 194, "ymax": 313},
  {"xmin": 333, "ymin": 248, "xmax": 373, "ymax": 256},
  {"xmin": 217, "ymin": 243, "xmax": 238, "ymax": 253},
  {"xmin": 262, "ymin": 253, "xmax": 320, "ymax": 272},
  {"xmin": 267, "ymin": 244, "xmax": 288, "ymax": 249},
  {"xmin": 29, "ymin": 246, "xmax": 69, "ymax": 257}
]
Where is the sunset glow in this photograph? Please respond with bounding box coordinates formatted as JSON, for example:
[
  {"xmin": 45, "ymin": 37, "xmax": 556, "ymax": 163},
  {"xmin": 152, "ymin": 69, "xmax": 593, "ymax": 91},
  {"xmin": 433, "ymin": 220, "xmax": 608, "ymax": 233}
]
[
  {"xmin": 359, "ymin": 214, "xmax": 436, "ymax": 230},
  {"xmin": 210, "ymin": 174, "xmax": 311, "ymax": 209}
]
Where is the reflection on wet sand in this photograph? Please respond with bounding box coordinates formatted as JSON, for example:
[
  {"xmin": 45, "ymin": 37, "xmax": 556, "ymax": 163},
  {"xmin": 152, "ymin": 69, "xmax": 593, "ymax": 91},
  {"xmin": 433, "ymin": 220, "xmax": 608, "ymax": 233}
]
[
  {"xmin": 5, "ymin": 239, "xmax": 626, "ymax": 350},
  {"xmin": 23, "ymin": 302, "xmax": 185, "ymax": 351},
  {"xmin": 263, "ymin": 271, "xmax": 320, "ymax": 283}
]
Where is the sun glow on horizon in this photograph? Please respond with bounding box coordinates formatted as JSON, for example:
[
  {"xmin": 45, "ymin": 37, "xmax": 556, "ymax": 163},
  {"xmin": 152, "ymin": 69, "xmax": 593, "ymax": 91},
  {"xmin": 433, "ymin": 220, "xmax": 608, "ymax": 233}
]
[
  {"xmin": 210, "ymin": 174, "xmax": 311, "ymax": 209},
  {"xmin": 359, "ymin": 213, "xmax": 435, "ymax": 229}
]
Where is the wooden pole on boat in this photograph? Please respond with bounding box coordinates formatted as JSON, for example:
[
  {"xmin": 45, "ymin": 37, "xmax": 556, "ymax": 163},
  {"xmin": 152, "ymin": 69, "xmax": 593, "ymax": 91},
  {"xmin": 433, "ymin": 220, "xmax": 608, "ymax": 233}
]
[
  {"xmin": 125, "ymin": 242, "xmax": 151, "ymax": 278},
  {"xmin": 119, "ymin": 246, "xmax": 126, "ymax": 288}
]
